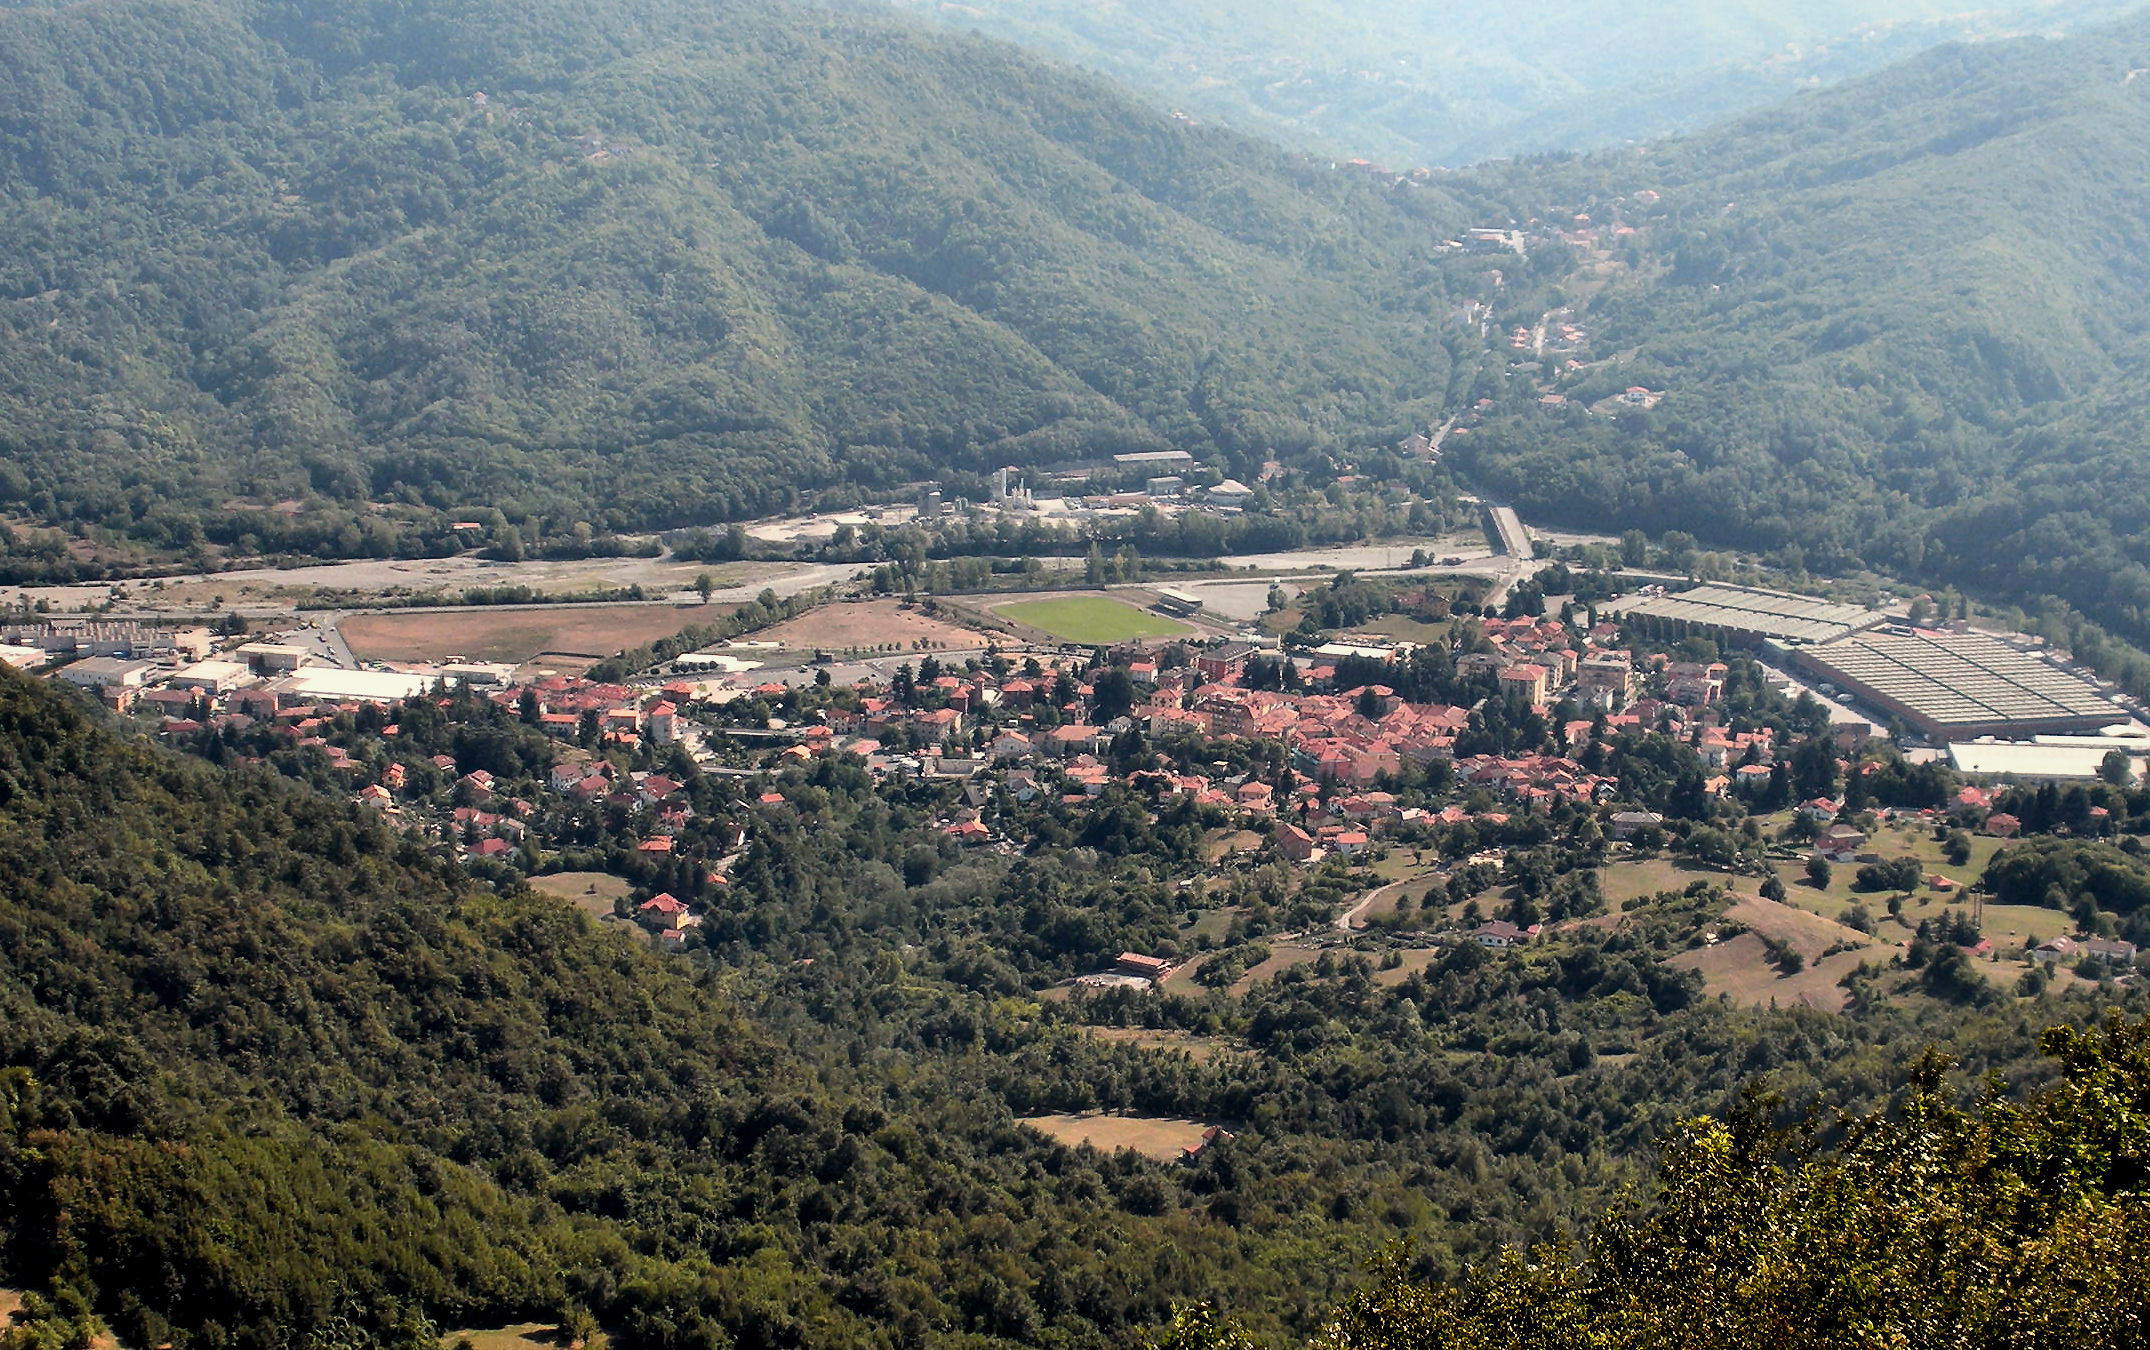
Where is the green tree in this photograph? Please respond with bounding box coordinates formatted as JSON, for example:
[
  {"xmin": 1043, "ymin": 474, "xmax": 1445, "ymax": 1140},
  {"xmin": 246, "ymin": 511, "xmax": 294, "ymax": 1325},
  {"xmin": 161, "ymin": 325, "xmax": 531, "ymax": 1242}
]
[{"xmin": 2099, "ymin": 748, "xmax": 2134, "ymax": 786}]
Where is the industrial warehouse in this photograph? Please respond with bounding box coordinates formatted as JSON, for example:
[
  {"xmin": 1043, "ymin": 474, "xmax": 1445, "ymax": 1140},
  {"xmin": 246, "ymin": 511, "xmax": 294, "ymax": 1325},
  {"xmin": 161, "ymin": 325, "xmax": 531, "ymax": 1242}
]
[
  {"xmin": 1619, "ymin": 583, "xmax": 1883, "ymax": 647},
  {"xmin": 1793, "ymin": 628, "xmax": 2121, "ymax": 741}
]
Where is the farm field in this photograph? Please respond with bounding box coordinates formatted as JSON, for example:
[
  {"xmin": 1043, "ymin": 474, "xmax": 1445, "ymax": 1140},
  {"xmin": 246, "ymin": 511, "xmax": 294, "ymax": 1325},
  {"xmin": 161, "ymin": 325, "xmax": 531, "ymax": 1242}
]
[
  {"xmin": 341, "ymin": 603, "xmax": 734, "ymax": 666},
  {"xmin": 753, "ymin": 598, "xmax": 999, "ymax": 654},
  {"xmin": 1017, "ymin": 1113, "xmax": 1214, "ymax": 1162},
  {"xmin": 995, "ymin": 594, "xmax": 1190, "ymax": 643},
  {"xmin": 1596, "ymin": 856, "xmax": 1729, "ymax": 906}
]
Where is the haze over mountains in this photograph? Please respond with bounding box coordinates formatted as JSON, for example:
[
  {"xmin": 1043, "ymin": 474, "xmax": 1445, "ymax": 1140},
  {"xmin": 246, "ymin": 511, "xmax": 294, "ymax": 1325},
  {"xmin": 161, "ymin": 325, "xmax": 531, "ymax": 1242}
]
[{"xmin": 883, "ymin": 0, "xmax": 2140, "ymax": 165}]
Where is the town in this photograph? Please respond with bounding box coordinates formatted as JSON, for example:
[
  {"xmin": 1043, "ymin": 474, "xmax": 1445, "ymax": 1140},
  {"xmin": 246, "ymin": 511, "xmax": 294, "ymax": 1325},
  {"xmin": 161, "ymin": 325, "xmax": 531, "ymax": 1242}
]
[{"xmin": 16, "ymin": 554, "xmax": 2146, "ymax": 1002}]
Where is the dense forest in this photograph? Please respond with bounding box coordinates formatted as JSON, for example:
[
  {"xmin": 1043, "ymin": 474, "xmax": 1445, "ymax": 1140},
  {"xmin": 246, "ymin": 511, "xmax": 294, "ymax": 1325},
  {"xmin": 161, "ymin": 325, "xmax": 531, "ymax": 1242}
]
[
  {"xmin": 0, "ymin": 0, "xmax": 1473, "ymax": 571},
  {"xmin": 1158, "ymin": 1016, "xmax": 2150, "ymax": 1348}
]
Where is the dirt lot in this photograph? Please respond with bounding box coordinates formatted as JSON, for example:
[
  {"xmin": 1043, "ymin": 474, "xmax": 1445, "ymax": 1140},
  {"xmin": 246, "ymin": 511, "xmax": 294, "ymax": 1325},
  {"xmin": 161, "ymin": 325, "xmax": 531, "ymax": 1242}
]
[
  {"xmin": 754, "ymin": 598, "xmax": 998, "ymax": 654},
  {"xmin": 342, "ymin": 603, "xmax": 735, "ymax": 665},
  {"xmin": 1017, "ymin": 1112, "xmax": 1215, "ymax": 1162}
]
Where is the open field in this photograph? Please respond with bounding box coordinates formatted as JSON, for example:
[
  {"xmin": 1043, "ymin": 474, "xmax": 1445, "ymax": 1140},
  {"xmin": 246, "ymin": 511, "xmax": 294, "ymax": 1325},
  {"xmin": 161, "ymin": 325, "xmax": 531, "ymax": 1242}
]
[
  {"xmin": 1353, "ymin": 615, "xmax": 1457, "ymax": 644},
  {"xmin": 1369, "ymin": 849, "xmax": 1441, "ymax": 881},
  {"xmin": 1344, "ymin": 875, "xmax": 1441, "ymax": 928},
  {"xmin": 441, "ymin": 1323, "xmax": 603, "ymax": 1350},
  {"xmin": 995, "ymin": 594, "xmax": 1190, "ymax": 643},
  {"xmin": 342, "ymin": 604, "xmax": 734, "ymax": 665},
  {"xmin": 754, "ymin": 598, "xmax": 999, "ymax": 653},
  {"xmin": 1184, "ymin": 580, "xmax": 1290, "ymax": 622},
  {"xmin": 1597, "ymin": 856, "xmax": 1731, "ymax": 906},
  {"xmin": 1018, "ymin": 1112, "xmax": 1213, "ymax": 1162},
  {"xmin": 1667, "ymin": 894, "xmax": 1886, "ymax": 1012},
  {"xmin": 1231, "ymin": 944, "xmax": 1322, "ymax": 993},
  {"xmin": 1976, "ymin": 903, "xmax": 2078, "ymax": 949},
  {"xmin": 1372, "ymin": 948, "xmax": 1442, "ymax": 985},
  {"xmin": 1179, "ymin": 907, "xmax": 1241, "ymax": 943},
  {"xmin": 531, "ymin": 871, "xmax": 632, "ymax": 921},
  {"xmin": 1205, "ymin": 828, "xmax": 1268, "ymax": 862}
]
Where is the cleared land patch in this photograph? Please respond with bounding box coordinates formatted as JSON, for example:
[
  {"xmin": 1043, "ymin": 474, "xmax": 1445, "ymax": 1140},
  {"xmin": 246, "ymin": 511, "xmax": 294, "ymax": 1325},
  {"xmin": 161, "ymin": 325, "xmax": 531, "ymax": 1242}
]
[
  {"xmin": 342, "ymin": 603, "xmax": 734, "ymax": 665},
  {"xmin": 1231, "ymin": 945, "xmax": 1322, "ymax": 993},
  {"xmin": 1372, "ymin": 948, "xmax": 1442, "ymax": 985},
  {"xmin": 1975, "ymin": 902, "xmax": 2077, "ymax": 949},
  {"xmin": 531, "ymin": 871, "xmax": 632, "ymax": 923},
  {"xmin": 1667, "ymin": 895, "xmax": 1885, "ymax": 1012},
  {"xmin": 1018, "ymin": 1112, "xmax": 1214, "ymax": 1162},
  {"xmin": 754, "ymin": 598, "xmax": 997, "ymax": 654},
  {"xmin": 995, "ymin": 595, "xmax": 1190, "ymax": 643},
  {"xmin": 1597, "ymin": 856, "xmax": 1728, "ymax": 906},
  {"xmin": 439, "ymin": 1323, "xmax": 604, "ymax": 1350}
]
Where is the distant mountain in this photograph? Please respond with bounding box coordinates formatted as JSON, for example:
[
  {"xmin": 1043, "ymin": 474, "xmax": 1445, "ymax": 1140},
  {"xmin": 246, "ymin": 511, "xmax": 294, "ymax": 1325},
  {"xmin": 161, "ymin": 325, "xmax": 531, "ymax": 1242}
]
[
  {"xmin": 881, "ymin": 0, "xmax": 2139, "ymax": 166},
  {"xmin": 1446, "ymin": 13, "xmax": 2150, "ymax": 651},
  {"xmin": 0, "ymin": 0, "xmax": 1470, "ymax": 566}
]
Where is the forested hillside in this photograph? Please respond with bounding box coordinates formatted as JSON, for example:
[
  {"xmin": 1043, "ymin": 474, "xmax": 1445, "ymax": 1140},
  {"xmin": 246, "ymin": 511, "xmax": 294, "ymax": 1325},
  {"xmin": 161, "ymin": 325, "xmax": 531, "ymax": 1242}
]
[
  {"xmin": 0, "ymin": 665, "xmax": 1356, "ymax": 1349},
  {"xmin": 1160, "ymin": 1018, "xmax": 2150, "ymax": 1349},
  {"xmin": 1448, "ymin": 13, "xmax": 2150, "ymax": 649},
  {"xmin": 0, "ymin": 0, "xmax": 1466, "ymax": 566}
]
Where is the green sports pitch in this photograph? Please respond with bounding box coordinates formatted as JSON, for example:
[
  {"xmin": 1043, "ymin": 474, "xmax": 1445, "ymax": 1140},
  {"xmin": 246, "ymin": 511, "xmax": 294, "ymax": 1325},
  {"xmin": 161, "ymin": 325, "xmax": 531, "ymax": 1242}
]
[{"xmin": 996, "ymin": 596, "xmax": 1192, "ymax": 643}]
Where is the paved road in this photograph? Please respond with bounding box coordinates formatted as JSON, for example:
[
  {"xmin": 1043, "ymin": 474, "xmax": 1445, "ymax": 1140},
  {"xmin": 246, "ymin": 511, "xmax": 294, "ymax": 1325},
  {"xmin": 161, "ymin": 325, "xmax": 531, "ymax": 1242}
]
[{"xmin": 1337, "ymin": 876, "xmax": 1425, "ymax": 932}]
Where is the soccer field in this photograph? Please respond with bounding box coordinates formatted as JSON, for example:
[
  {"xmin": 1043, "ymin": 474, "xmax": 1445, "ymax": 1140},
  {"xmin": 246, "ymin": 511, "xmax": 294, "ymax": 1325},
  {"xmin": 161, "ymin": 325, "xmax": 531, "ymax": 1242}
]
[{"xmin": 997, "ymin": 596, "xmax": 1190, "ymax": 643}]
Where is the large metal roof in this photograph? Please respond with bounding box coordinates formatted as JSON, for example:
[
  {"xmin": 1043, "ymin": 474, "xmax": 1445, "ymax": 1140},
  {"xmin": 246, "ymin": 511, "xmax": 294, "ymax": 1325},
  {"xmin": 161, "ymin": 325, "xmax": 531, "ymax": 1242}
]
[
  {"xmin": 1624, "ymin": 584, "xmax": 1880, "ymax": 644},
  {"xmin": 1803, "ymin": 629, "xmax": 2115, "ymax": 731}
]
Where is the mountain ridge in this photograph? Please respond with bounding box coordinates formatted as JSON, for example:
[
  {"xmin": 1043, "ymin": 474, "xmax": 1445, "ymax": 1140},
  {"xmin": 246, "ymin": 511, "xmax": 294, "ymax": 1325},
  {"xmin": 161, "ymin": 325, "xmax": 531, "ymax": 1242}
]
[{"xmin": 0, "ymin": 0, "xmax": 1467, "ymax": 563}]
